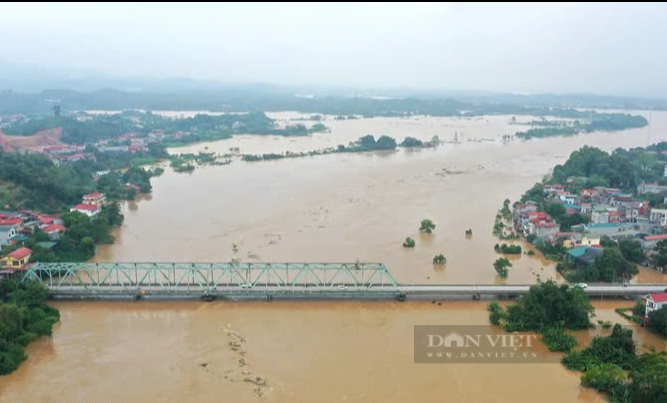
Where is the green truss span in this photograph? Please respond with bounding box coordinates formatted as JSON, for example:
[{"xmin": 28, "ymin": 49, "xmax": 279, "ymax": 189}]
[{"xmin": 23, "ymin": 262, "xmax": 401, "ymax": 296}]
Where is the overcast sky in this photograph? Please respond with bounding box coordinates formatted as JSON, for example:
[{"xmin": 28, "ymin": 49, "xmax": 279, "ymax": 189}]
[{"xmin": 1, "ymin": 2, "xmax": 666, "ymax": 96}]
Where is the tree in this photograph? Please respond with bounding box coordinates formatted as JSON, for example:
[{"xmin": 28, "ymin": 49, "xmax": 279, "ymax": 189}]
[
  {"xmin": 0, "ymin": 279, "xmax": 59, "ymax": 375},
  {"xmin": 591, "ymin": 247, "xmax": 638, "ymax": 282},
  {"xmin": 403, "ymin": 237, "xmax": 415, "ymax": 248},
  {"xmin": 53, "ymin": 105, "xmax": 61, "ymax": 117},
  {"xmin": 627, "ymin": 352, "xmax": 667, "ymax": 403},
  {"xmin": 494, "ymin": 258, "xmax": 511, "ymax": 278},
  {"xmin": 600, "ymin": 235, "xmax": 617, "ymax": 248},
  {"xmin": 545, "ymin": 202, "xmax": 566, "ymax": 223},
  {"xmin": 433, "ymin": 254, "xmax": 446, "ymax": 265},
  {"xmin": 654, "ymin": 239, "xmax": 667, "ymax": 269},
  {"xmin": 419, "ymin": 219, "xmax": 436, "ymax": 233},
  {"xmin": 618, "ymin": 239, "xmax": 643, "ymax": 263},
  {"xmin": 563, "ymin": 324, "xmax": 637, "ymax": 372},
  {"xmin": 502, "ymin": 281, "xmax": 593, "ymax": 332},
  {"xmin": 375, "ymin": 135, "xmax": 397, "ymax": 150},
  {"xmin": 648, "ymin": 306, "xmax": 667, "ymax": 337},
  {"xmin": 399, "ymin": 137, "xmax": 423, "ymax": 147}
]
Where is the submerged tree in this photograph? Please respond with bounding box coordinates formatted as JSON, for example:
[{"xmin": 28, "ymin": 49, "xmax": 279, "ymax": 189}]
[
  {"xmin": 419, "ymin": 219, "xmax": 436, "ymax": 233},
  {"xmin": 433, "ymin": 254, "xmax": 447, "ymax": 265},
  {"xmin": 403, "ymin": 237, "xmax": 416, "ymax": 248},
  {"xmin": 494, "ymin": 257, "xmax": 511, "ymax": 278}
]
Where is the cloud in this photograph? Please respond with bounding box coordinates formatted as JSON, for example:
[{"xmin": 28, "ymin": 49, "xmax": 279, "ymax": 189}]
[{"xmin": 0, "ymin": 3, "xmax": 665, "ymax": 96}]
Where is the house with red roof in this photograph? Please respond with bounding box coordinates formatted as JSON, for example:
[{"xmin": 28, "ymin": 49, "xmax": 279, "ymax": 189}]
[
  {"xmin": 642, "ymin": 234, "xmax": 667, "ymax": 249},
  {"xmin": 70, "ymin": 203, "xmax": 101, "ymax": 217},
  {"xmin": 36, "ymin": 215, "xmax": 64, "ymax": 229},
  {"xmin": 82, "ymin": 192, "xmax": 106, "ymax": 206},
  {"xmin": 0, "ymin": 247, "xmax": 32, "ymax": 269},
  {"xmin": 645, "ymin": 293, "xmax": 667, "ymax": 316},
  {"xmin": 43, "ymin": 224, "xmax": 66, "ymax": 240}
]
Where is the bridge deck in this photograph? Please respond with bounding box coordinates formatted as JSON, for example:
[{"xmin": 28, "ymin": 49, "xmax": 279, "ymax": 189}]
[{"xmin": 23, "ymin": 262, "xmax": 667, "ymax": 301}]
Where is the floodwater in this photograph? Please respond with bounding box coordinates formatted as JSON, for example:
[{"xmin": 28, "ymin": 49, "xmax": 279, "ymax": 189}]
[
  {"xmin": 4, "ymin": 112, "xmax": 667, "ymax": 403},
  {"xmin": 95, "ymin": 111, "xmax": 667, "ymax": 285},
  {"xmin": 0, "ymin": 300, "xmax": 663, "ymax": 403}
]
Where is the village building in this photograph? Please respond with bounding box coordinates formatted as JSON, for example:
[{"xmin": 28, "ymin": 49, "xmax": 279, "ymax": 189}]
[
  {"xmin": 591, "ymin": 206, "xmax": 610, "ymax": 224},
  {"xmin": 0, "ymin": 247, "xmax": 32, "ymax": 269},
  {"xmin": 645, "ymin": 293, "xmax": 667, "ymax": 316},
  {"xmin": 638, "ymin": 181, "xmax": 667, "ymax": 195},
  {"xmin": 642, "ymin": 234, "xmax": 667, "ymax": 249},
  {"xmin": 43, "ymin": 224, "xmax": 66, "ymax": 240},
  {"xmin": 82, "ymin": 192, "xmax": 106, "ymax": 206},
  {"xmin": 0, "ymin": 223, "xmax": 19, "ymax": 247},
  {"xmin": 649, "ymin": 208, "xmax": 667, "ymax": 226},
  {"xmin": 70, "ymin": 204, "xmax": 101, "ymax": 217}
]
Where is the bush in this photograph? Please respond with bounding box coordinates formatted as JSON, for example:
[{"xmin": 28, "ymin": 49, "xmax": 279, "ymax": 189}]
[
  {"xmin": 632, "ymin": 301, "xmax": 646, "ymax": 317},
  {"xmin": 527, "ymin": 250, "xmax": 535, "ymax": 255},
  {"xmin": 495, "ymin": 243, "xmax": 522, "ymax": 254},
  {"xmin": 597, "ymin": 320, "xmax": 613, "ymax": 330},
  {"xmin": 487, "ymin": 302, "xmax": 506, "ymax": 325},
  {"xmin": 526, "ymin": 234, "xmax": 537, "ymax": 243},
  {"xmin": 563, "ymin": 324, "xmax": 637, "ymax": 372},
  {"xmin": 542, "ymin": 326, "xmax": 578, "ymax": 352},
  {"xmin": 420, "ymin": 219, "xmax": 436, "ymax": 233},
  {"xmin": 581, "ymin": 363, "xmax": 628, "ymax": 393},
  {"xmin": 403, "ymin": 237, "xmax": 415, "ymax": 248}
]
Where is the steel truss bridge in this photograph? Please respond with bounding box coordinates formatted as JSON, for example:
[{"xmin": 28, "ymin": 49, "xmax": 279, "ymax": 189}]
[{"xmin": 23, "ymin": 262, "xmax": 667, "ymax": 301}]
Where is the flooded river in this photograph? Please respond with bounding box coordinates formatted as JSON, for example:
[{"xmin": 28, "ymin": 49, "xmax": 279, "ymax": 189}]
[
  {"xmin": 95, "ymin": 111, "xmax": 667, "ymax": 284},
  {"xmin": 3, "ymin": 112, "xmax": 667, "ymax": 402},
  {"xmin": 1, "ymin": 301, "xmax": 663, "ymax": 403}
]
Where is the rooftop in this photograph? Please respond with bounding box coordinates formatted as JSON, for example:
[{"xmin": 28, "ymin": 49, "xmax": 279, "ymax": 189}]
[
  {"xmin": 35, "ymin": 241, "xmax": 57, "ymax": 250},
  {"xmin": 7, "ymin": 247, "xmax": 32, "ymax": 260},
  {"xmin": 83, "ymin": 192, "xmax": 105, "ymax": 199},
  {"xmin": 43, "ymin": 224, "xmax": 66, "ymax": 233},
  {"xmin": 644, "ymin": 234, "xmax": 667, "ymax": 241},
  {"xmin": 648, "ymin": 293, "xmax": 667, "ymax": 303},
  {"xmin": 72, "ymin": 204, "xmax": 99, "ymax": 211},
  {"xmin": 566, "ymin": 246, "xmax": 589, "ymax": 258}
]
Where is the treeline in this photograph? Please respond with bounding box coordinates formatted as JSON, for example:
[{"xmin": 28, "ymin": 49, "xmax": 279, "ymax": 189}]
[
  {"xmin": 6, "ymin": 87, "xmax": 667, "ymax": 117},
  {"xmin": 240, "ymin": 134, "xmax": 402, "ymax": 162},
  {"xmin": 3, "ymin": 111, "xmax": 329, "ymax": 145},
  {"xmin": 515, "ymin": 113, "xmax": 648, "ymax": 140},
  {"xmin": 0, "ymin": 279, "xmax": 60, "ymax": 375}
]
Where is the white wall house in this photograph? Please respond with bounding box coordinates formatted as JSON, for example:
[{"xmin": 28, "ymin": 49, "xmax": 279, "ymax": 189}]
[
  {"xmin": 70, "ymin": 204, "xmax": 101, "ymax": 217},
  {"xmin": 645, "ymin": 293, "xmax": 667, "ymax": 316}
]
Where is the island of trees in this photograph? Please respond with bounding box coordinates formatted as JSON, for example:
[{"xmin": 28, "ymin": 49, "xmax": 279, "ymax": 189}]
[
  {"xmin": 488, "ymin": 281, "xmax": 666, "ymax": 402},
  {"xmin": 513, "ymin": 112, "xmax": 648, "ymax": 140}
]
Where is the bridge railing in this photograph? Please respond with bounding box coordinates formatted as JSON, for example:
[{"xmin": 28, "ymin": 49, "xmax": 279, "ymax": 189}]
[{"xmin": 24, "ymin": 262, "xmax": 401, "ymax": 294}]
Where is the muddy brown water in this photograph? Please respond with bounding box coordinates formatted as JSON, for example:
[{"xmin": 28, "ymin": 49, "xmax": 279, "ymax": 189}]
[
  {"xmin": 3, "ymin": 112, "xmax": 667, "ymax": 402},
  {"xmin": 1, "ymin": 301, "xmax": 663, "ymax": 403}
]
